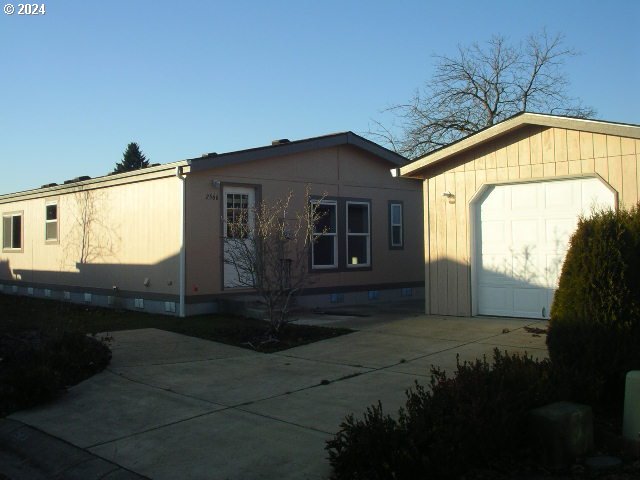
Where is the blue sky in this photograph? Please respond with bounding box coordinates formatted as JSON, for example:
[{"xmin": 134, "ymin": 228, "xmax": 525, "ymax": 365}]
[{"xmin": 1, "ymin": 0, "xmax": 638, "ymax": 195}]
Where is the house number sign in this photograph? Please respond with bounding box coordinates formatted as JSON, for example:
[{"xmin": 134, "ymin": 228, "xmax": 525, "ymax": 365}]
[{"xmin": 205, "ymin": 193, "xmax": 219, "ymax": 200}]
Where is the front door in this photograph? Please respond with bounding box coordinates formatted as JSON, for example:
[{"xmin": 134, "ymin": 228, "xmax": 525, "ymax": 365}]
[{"xmin": 223, "ymin": 186, "xmax": 256, "ymax": 288}]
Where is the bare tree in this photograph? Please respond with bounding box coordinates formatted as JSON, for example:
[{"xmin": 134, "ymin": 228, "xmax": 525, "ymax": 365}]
[
  {"xmin": 370, "ymin": 30, "xmax": 595, "ymax": 159},
  {"xmin": 223, "ymin": 185, "xmax": 326, "ymax": 336},
  {"xmin": 63, "ymin": 188, "xmax": 118, "ymax": 266}
]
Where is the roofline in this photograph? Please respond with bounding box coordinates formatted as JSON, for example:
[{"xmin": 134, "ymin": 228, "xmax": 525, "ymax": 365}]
[
  {"xmin": 187, "ymin": 131, "xmax": 408, "ymax": 172},
  {"xmin": 0, "ymin": 161, "xmax": 188, "ymax": 203},
  {"xmin": 400, "ymin": 112, "xmax": 640, "ymax": 178},
  {"xmin": 1, "ymin": 131, "xmax": 407, "ymax": 201}
]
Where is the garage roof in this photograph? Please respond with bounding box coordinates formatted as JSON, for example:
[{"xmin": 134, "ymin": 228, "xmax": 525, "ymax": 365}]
[{"xmin": 400, "ymin": 112, "xmax": 640, "ymax": 179}]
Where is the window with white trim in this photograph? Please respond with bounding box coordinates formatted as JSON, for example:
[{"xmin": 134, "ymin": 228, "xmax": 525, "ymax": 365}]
[
  {"xmin": 311, "ymin": 200, "xmax": 337, "ymax": 269},
  {"xmin": 346, "ymin": 201, "xmax": 370, "ymax": 267},
  {"xmin": 45, "ymin": 201, "xmax": 58, "ymax": 242},
  {"xmin": 2, "ymin": 212, "xmax": 22, "ymax": 250},
  {"xmin": 389, "ymin": 202, "xmax": 403, "ymax": 248}
]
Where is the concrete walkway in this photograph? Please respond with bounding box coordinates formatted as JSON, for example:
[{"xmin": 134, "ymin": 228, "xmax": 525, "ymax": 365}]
[{"xmin": 2, "ymin": 307, "xmax": 548, "ymax": 479}]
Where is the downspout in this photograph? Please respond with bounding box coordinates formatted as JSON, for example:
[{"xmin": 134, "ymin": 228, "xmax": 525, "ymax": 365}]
[{"xmin": 176, "ymin": 166, "xmax": 186, "ymax": 317}]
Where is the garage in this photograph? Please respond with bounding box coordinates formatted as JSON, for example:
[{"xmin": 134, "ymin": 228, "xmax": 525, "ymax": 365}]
[
  {"xmin": 474, "ymin": 177, "xmax": 616, "ymax": 319},
  {"xmin": 398, "ymin": 113, "xmax": 640, "ymax": 318}
]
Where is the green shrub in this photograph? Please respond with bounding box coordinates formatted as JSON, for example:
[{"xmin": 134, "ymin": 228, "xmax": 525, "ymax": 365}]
[
  {"xmin": 326, "ymin": 350, "xmax": 555, "ymax": 479},
  {"xmin": 548, "ymin": 204, "xmax": 640, "ymax": 406}
]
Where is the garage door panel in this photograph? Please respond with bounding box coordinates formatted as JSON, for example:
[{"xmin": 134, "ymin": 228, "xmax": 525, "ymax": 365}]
[
  {"xmin": 478, "ymin": 286, "xmax": 512, "ymax": 316},
  {"xmin": 511, "ymin": 183, "xmax": 538, "ymax": 210},
  {"xmin": 512, "ymin": 251, "xmax": 543, "ymax": 286},
  {"xmin": 480, "ymin": 254, "xmax": 512, "ymax": 281},
  {"xmin": 476, "ymin": 177, "xmax": 615, "ymax": 319},
  {"xmin": 544, "ymin": 181, "xmax": 576, "ymax": 208},
  {"xmin": 481, "ymin": 220, "xmax": 505, "ymax": 251},
  {"xmin": 513, "ymin": 288, "xmax": 546, "ymax": 318},
  {"xmin": 511, "ymin": 219, "xmax": 538, "ymax": 245}
]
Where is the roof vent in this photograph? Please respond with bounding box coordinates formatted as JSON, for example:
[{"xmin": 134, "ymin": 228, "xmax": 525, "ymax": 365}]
[
  {"xmin": 63, "ymin": 176, "xmax": 91, "ymax": 185},
  {"xmin": 150, "ymin": 163, "xmax": 160, "ymax": 167},
  {"xmin": 201, "ymin": 152, "xmax": 217, "ymax": 158},
  {"xmin": 41, "ymin": 183, "xmax": 58, "ymax": 188},
  {"xmin": 272, "ymin": 139, "xmax": 290, "ymax": 146}
]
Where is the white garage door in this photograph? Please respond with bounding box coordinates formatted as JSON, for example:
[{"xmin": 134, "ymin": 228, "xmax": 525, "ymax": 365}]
[{"xmin": 475, "ymin": 177, "xmax": 615, "ymax": 319}]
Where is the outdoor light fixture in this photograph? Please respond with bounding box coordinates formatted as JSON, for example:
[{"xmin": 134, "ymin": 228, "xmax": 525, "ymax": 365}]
[
  {"xmin": 212, "ymin": 180, "xmax": 221, "ymax": 189},
  {"xmin": 442, "ymin": 191, "xmax": 455, "ymax": 198}
]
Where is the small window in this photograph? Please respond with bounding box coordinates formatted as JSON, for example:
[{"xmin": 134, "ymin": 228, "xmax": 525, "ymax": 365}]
[
  {"xmin": 45, "ymin": 202, "xmax": 58, "ymax": 242},
  {"xmin": 2, "ymin": 212, "xmax": 22, "ymax": 250},
  {"xmin": 346, "ymin": 201, "xmax": 370, "ymax": 267},
  {"xmin": 311, "ymin": 200, "xmax": 337, "ymax": 269},
  {"xmin": 389, "ymin": 202, "xmax": 403, "ymax": 249}
]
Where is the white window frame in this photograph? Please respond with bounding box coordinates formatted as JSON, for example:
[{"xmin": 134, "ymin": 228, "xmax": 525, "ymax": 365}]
[
  {"xmin": 346, "ymin": 201, "xmax": 371, "ymax": 268},
  {"xmin": 2, "ymin": 211, "xmax": 23, "ymax": 251},
  {"xmin": 45, "ymin": 200, "xmax": 59, "ymax": 243},
  {"xmin": 311, "ymin": 199, "xmax": 338, "ymax": 269},
  {"xmin": 390, "ymin": 202, "xmax": 403, "ymax": 248}
]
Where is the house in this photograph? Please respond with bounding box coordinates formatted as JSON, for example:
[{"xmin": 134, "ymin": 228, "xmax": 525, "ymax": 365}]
[
  {"xmin": 0, "ymin": 132, "xmax": 424, "ymax": 316},
  {"xmin": 399, "ymin": 113, "xmax": 640, "ymax": 319}
]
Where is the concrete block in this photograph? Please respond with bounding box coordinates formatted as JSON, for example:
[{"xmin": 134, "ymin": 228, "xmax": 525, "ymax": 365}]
[{"xmin": 530, "ymin": 401, "xmax": 593, "ymax": 468}]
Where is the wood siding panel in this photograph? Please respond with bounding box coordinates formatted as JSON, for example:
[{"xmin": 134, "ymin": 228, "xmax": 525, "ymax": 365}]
[
  {"xmin": 507, "ymin": 142, "xmax": 519, "ymax": 167},
  {"xmin": 508, "ymin": 166, "xmax": 519, "ymax": 180},
  {"xmin": 518, "ymin": 137, "xmax": 531, "ymax": 165},
  {"xmin": 445, "ymin": 173, "xmax": 457, "ymax": 315},
  {"xmin": 486, "ymin": 151, "xmax": 497, "ymax": 169},
  {"xmin": 532, "ymin": 164, "xmax": 544, "ymax": 178},
  {"xmin": 556, "ymin": 161, "xmax": 569, "ymax": 176},
  {"xmin": 608, "ymin": 156, "xmax": 623, "ymax": 200},
  {"xmin": 594, "ymin": 157, "xmax": 609, "ymax": 181},
  {"xmin": 543, "ymin": 163, "xmax": 556, "ymax": 177},
  {"xmin": 435, "ymin": 174, "xmax": 448, "ymax": 315},
  {"xmin": 542, "ymin": 128, "xmax": 554, "ymax": 163},
  {"xmin": 486, "ymin": 168, "xmax": 497, "ymax": 182},
  {"xmin": 497, "ymin": 167, "xmax": 508, "ymax": 182},
  {"xmin": 622, "ymin": 155, "xmax": 638, "ymax": 206},
  {"xmin": 581, "ymin": 158, "xmax": 595, "ymax": 174},
  {"xmin": 519, "ymin": 165, "xmax": 532, "ymax": 179},
  {"xmin": 621, "ymin": 137, "xmax": 636, "ymax": 156},
  {"xmin": 607, "ymin": 135, "xmax": 622, "ymax": 157},
  {"xmin": 594, "ymin": 134, "xmax": 607, "ymax": 158},
  {"xmin": 428, "ymin": 177, "xmax": 439, "ymax": 314},
  {"xmin": 554, "ymin": 129, "xmax": 568, "ymax": 163},
  {"xmin": 455, "ymin": 172, "xmax": 470, "ymax": 315},
  {"xmin": 568, "ymin": 160, "xmax": 582, "ymax": 175},
  {"xmin": 530, "ymin": 128, "xmax": 543, "ymax": 164},
  {"xmin": 496, "ymin": 145, "xmax": 508, "ymax": 168},
  {"xmin": 567, "ymin": 130, "xmax": 580, "ymax": 161},
  {"xmin": 424, "ymin": 179, "xmax": 431, "ymax": 313},
  {"xmin": 580, "ymin": 131, "xmax": 594, "ymax": 159}
]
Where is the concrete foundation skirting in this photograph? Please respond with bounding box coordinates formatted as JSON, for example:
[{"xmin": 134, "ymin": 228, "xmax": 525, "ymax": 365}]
[{"xmin": 0, "ymin": 282, "xmax": 424, "ymax": 317}]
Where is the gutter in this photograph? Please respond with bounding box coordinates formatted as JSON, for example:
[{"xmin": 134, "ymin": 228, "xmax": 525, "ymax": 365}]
[{"xmin": 175, "ymin": 166, "xmax": 186, "ymax": 317}]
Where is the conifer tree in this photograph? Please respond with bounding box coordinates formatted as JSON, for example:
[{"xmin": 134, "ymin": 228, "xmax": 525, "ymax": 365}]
[{"xmin": 113, "ymin": 142, "xmax": 150, "ymax": 173}]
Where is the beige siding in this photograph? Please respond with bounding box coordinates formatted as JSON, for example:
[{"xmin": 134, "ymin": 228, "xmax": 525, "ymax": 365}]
[
  {"xmin": 185, "ymin": 145, "xmax": 424, "ymax": 298},
  {"xmin": 0, "ymin": 176, "xmax": 181, "ymax": 295},
  {"xmin": 425, "ymin": 126, "xmax": 640, "ymax": 316}
]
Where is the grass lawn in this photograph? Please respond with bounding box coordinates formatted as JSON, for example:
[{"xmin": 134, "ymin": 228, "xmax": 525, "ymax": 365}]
[{"xmin": 0, "ymin": 293, "xmax": 352, "ymax": 352}]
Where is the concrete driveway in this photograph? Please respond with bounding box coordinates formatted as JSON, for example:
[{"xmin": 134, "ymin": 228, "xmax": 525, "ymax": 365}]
[{"xmin": 2, "ymin": 306, "xmax": 548, "ymax": 479}]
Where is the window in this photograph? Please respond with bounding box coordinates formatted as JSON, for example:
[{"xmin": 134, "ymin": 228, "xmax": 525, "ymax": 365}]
[
  {"xmin": 311, "ymin": 200, "xmax": 337, "ymax": 268},
  {"xmin": 225, "ymin": 193, "xmax": 250, "ymax": 238},
  {"xmin": 389, "ymin": 201, "xmax": 403, "ymax": 249},
  {"xmin": 2, "ymin": 212, "xmax": 22, "ymax": 250},
  {"xmin": 45, "ymin": 201, "xmax": 58, "ymax": 242},
  {"xmin": 346, "ymin": 201, "xmax": 370, "ymax": 267}
]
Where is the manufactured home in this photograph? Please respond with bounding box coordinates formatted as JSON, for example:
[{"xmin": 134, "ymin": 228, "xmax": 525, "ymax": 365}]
[
  {"xmin": 400, "ymin": 113, "xmax": 640, "ymax": 320},
  {"xmin": 1, "ymin": 132, "xmax": 424, "ymax": 316}
]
